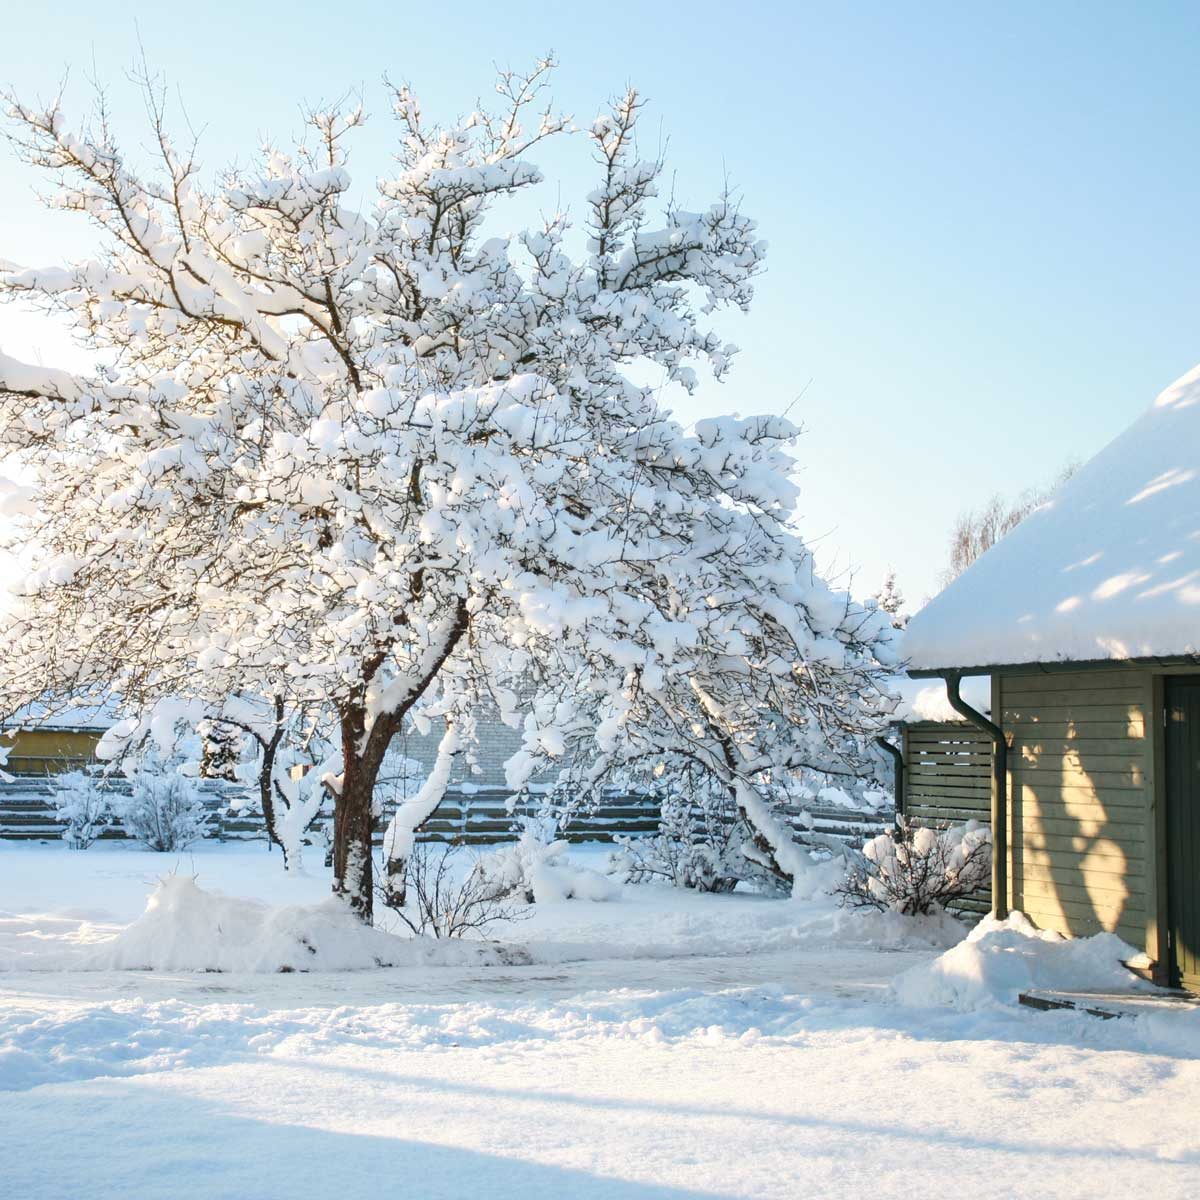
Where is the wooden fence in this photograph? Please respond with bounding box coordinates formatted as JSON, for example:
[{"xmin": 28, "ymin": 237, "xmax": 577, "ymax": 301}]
[
  {"xmin": 902, "ymin": 720, "xmax": 993, "ymax": 913},
  {"xmin": 0, "ymin": 774, "xmax": 891, "ymax": 851},
  {"xmin": 0, "ymin": 776, "xmax": 263, "ymax": 841}
]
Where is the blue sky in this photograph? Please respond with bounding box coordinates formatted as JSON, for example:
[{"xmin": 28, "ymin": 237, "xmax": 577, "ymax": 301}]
[{"xmin": 2, "ymin": 1, "xmax": 1197, "ymax": 603}]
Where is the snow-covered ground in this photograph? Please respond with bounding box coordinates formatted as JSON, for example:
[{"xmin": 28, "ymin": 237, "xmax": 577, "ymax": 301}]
[{"xmin": 1, "ymin": 842, "xmax": 1198, "ymax": 1199}]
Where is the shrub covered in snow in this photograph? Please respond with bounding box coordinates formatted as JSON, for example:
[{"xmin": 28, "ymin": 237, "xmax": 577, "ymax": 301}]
[
  {"xmin": 379, "ymin": 843, "xmax": 530, "ymax": 939},
  {"xmin": 836, "ymin": 819, "xmax": 991, "ymax": 916},
  {"xmin": 52, "ymin": 770, "xmax": 112, "ymax": 849},
  {"xmin": 610, "ymin": 782, "xmax": 781, "ymax": 894},
  {"xmin": 113, "ymin": 760, "xmax": 209, "ymax": 852},
  {"xmin": 474, "ymin": 822, "xmax": 620, "ymax": 905}
]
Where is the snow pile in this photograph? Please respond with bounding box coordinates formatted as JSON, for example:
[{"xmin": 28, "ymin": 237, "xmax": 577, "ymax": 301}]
[
  {"xmin": 892, "ymin": 911, "xmax": 1146, "ymax": 1011},
  {"xmin": 86, "ymin": 876, "xmax": 519, "ymax": 973},
  {"xmin": 1138, "ymin": 1007, "xmax": 1200, "ymax": 1058},
  {"xmin": 532, "ymin": 856, "xmax": 621, "ymax": 903},
  {"xmin": 904, "ymin": 363, "xmax": 1200, "ymax": 669},
  {"xmin": 524, "ymin": 894, "xmax": 967, "ymax": 965}
]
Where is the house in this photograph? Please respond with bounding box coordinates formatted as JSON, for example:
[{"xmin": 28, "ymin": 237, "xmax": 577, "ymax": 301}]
[
  {"xmin": 0, "ymin": 703, "xmax": 113, "ymax": 776},
  {"xmin": 902, "ymin": 364, "xmax": 1200, "ymax": 989}
]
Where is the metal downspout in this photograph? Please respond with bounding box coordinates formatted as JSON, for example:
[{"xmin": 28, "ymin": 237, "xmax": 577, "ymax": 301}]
[
  {"xmin": 875, "ymin": 734, "xmax": 905, "ymax": 828},
  {"xmin": 944, "ymin": 672, "xmax": 1009, "ymax": 920}
]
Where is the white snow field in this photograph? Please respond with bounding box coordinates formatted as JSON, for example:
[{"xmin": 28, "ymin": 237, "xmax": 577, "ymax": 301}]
[{"xmin": 1, "ymin": 843, "xmax": 1198, "ymax": 1200}]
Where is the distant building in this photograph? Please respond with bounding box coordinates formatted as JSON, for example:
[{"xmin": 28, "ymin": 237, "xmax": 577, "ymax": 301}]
[{"xmin": 0, "ymin": 703, "xmax": 113, "ymax": 776}]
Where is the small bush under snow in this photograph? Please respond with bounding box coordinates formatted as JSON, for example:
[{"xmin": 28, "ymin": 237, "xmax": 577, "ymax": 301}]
[
  {"xmin": 378, "ymin": 842, "xmax": 530, "ymax": 939},
  {"xmin": 113, "ymin": 761, "xmax": 209, "ymax": 852},
  {"xmin": 836, "ymin": 819, "xmax": 991, "ymax": 916},
  {"xmin": 474, "ymin": 826, "xmax": 620, "ymax": 904},
  {"xmin": 52, "ymin": 770, "xmax": 112, "ymax": 849}
]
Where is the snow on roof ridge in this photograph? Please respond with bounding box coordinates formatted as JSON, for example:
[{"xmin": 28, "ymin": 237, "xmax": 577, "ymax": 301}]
[{"xmin": 1, "ymin": 697, "xmax": 120, "ymax": 731}]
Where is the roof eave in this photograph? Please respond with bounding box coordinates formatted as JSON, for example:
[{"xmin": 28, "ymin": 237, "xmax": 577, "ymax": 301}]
[{"xmin": 906, "ymin": 653, "xmax": 1200, "ymax": 679}]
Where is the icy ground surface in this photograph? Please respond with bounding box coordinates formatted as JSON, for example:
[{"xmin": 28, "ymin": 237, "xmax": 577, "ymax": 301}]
[{"xmin": 1, "ymin": 843, "xmax": 1198, "ymax": 1199}]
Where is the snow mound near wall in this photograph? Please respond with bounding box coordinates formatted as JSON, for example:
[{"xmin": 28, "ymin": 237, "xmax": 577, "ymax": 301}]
[
  {"xmin": 891, "ymin": 911, "xmax": 1147, "ymax": 1011},
  {"xmin": 86, "ymin": 876, "xmax": 521, "ymax": 973}
]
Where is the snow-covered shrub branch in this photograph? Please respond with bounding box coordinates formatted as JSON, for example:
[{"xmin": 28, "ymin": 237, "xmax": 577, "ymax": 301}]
[
  {"xmin": 0, "ymin": 59, "xmax": 896, "ymax": 920},
  {"xmin": 377, "ymin": 842, "xmax": 530, "ymax": 939},
  {"xmin": 836, "ymin": 819, "xmax": 991, "ymax": 916}
]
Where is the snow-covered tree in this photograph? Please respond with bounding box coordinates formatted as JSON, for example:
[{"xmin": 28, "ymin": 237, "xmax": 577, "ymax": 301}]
[
  {"xmin": 103, "ymin": 694, "xmax": 336, "ymax": 872},
  {"xmin": 871, "ymin": 568, "xmax": 906, "ymax": 627},
  {"xmin": 0, "ymin": 62, "xmax": 897, "ymax": 920}
]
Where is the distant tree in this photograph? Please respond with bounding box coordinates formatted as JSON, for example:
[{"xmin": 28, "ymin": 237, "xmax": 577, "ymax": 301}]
[
  {"xmin": 871, "ymin": 568, "xmax": 906, "ymax": 628},
  {"xmin": 103, "ymin": 695, "xmax": 336, "ymax": 873},
  {"xmin": 940, "ymin": 462, "xmax": 1078, "ymax": 587}
]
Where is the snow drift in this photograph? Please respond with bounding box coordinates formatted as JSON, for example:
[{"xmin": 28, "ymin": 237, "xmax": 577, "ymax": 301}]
[
  {"xmin": 892, "ymin": 911, "xmax": 1149, "ymax": 1011},
  {"xmin": 85, "ymin": 876, "xmax": 524, "ymax": 973}
]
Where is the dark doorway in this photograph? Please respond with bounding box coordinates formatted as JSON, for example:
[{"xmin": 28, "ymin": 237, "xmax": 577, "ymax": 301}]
[{"xmin": 1165, "ymin": 677, "xmax": 1200, "ymax": 990}]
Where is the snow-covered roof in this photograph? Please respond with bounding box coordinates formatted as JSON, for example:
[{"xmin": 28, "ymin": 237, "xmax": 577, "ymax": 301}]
[
  {"xmin": 904, "ymin": 364, "xmax": 1200, "ymax": 672},
  {"xmin": 1, "ymin": 698, "xmax": 119, "ymax": 732}
]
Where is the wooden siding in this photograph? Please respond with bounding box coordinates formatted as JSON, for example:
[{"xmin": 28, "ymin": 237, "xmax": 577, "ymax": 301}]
[
  {"xmin": 1001, "ymin": 668, "xmax": 1151, "ymax": 948},
  {"xmin": 0, "ymin": 728, "xmax": 104, "ymax": 775}
]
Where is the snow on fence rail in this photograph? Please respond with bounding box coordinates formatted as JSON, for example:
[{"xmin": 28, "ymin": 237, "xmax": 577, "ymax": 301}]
[{"xmin": 0, "ymin": 774, "xmax": 891, "ymax": 851}]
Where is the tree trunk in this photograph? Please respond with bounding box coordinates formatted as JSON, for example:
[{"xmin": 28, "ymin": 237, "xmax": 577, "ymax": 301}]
[
  {"xmin": 258, "ymin": 746, "xmax": 281, "ymax": 855},
  {"xmin": 258, "ymin": 698, "xmax": 287, "ymax": 855},
  {"xmin": 331, "ymin": 599, "xmax": 471, "ymax": 922},
  {"xmin": 331, "ymin": 713, "xmax": 384, "ymax": 923},
  {"xmin": 381, "ymin": 725, "xmax": 460, "ymax": 910}
]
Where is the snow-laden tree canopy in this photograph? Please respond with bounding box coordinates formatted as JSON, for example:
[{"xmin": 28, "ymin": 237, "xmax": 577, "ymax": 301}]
[{"xmin": 0, "ymin": 62, "xmax": 898, "ymax": 918}]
